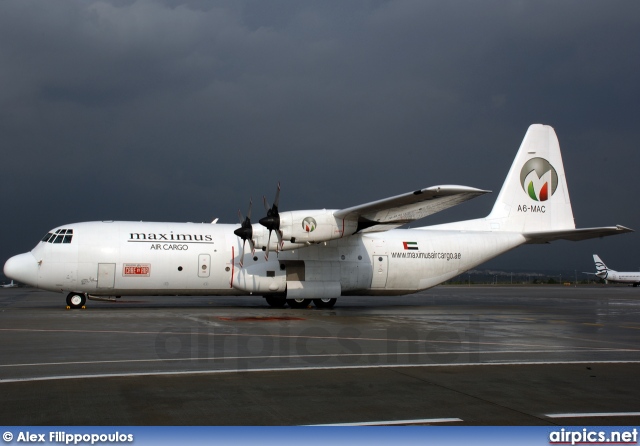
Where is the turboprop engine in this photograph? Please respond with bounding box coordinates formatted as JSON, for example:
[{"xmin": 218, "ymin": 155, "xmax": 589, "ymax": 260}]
[
  {"xmin": 238, "ymin": 184, "xmax": 359, "ymax": 260},
  {"xmin": 250, "ymin": 210, "xmax": 358, "ymax": 252},
  {"xmin": 277, "ymin": 209, "xmax": 358, "ymax": 244}
]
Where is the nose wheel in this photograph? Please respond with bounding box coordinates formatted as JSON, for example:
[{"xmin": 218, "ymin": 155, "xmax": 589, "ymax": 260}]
[{"xmin": 66, "ymin": 292, "xmax": 87, "ymax": 309}]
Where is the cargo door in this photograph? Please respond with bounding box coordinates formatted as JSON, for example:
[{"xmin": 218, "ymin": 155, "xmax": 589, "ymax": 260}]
[{"xmin": 97, "ymin": 263, "xmax": 116, "ymax": 289}]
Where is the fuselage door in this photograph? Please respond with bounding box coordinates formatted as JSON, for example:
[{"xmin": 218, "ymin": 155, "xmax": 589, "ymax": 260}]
[
  {"xmin": 97, "ymin": 263, "xmax": 116, "ymax": 289},
  {"xmin": 371, "ymin": 255, "xmax": 388, "ymax": 288},
  {"xmin": 198, "ymin": 254, "xmax": 211, "ymax": 278}
]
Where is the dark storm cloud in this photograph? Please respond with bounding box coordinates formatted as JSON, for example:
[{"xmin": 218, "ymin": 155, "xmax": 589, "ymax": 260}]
[{"xmin": 1, "ymin": 0, "xmax": 639, "ymax": 274}]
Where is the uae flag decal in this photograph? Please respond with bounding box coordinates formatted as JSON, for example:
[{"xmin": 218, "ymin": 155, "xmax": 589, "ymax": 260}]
[{"xmin": 403, "ymin": 241, "xmax": 418, "ymax": 250}]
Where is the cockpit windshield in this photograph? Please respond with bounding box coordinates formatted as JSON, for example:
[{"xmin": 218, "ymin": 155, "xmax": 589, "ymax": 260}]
[{"xmin": 41, "ymin": 228, "xmax": 74, "ymax": 244}]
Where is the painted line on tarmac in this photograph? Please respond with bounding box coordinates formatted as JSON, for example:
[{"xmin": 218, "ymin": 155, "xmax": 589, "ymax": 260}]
[
  {"xmin": 308, "ymin": 418, "xmax": 463, "ymax": 426},
  {"xmin": 0, "ymin": 327, "xmax": 634, "ymax": 351},
  {"xmin": 1, "ymin": 360, "xmax": 640, "ymax": 384},
  {"xmin": 545, "ymin": 412, "xmax": 640, "ymax": 418},
  {"xmin": 0, "ymin": 348, "xmax": 635, "ymax": 369}
]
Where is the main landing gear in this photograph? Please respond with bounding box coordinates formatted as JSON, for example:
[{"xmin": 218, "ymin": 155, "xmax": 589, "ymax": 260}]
[
  {"xmin": 66, "ymin": 292, "xmax": 87, "ymax": 309},
  {"xmin": 313, "ymin": 298, "xmax": 337, "ymax": 309},
  {"xmin": 287, "ymin": 298, "xmax": 312, "ymax": 309},
  {"xmin": 264, "ymin": 296, "xmax": 337, "ymax": 309}
]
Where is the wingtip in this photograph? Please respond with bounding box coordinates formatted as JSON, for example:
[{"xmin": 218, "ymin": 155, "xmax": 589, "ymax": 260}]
[{"xmin": 423, "ymin": 185, "xmax": 492, "ymax": 194}]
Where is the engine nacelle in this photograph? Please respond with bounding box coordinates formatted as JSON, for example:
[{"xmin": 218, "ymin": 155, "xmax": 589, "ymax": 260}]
[
  {"xmin": 232, "ymin": 261, "xmax": 286, "ymax": 293},
  {"xmin": 251, "ymin": 225, "xmax": 307, "ymax": 252},
  {"xmin": 278, "ymin": 210, "xmax": 358, "ymax": 244}
]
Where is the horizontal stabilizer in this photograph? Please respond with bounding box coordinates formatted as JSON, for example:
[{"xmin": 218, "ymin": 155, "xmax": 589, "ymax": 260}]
[
  {"xmin": 523, "ymin": 225, "xmax": 633, "ymax": 244},
  {"xmin": 334, "ymin": 185, "xmax": 489, "ymax": 233}
]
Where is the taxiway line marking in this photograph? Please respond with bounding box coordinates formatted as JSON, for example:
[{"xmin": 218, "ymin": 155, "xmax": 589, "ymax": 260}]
[
  {"xmin": 2, "ymin": 360, "xmax": 640, "ymax": 384},
  {"xmin": 0, "ymin": 348, "xmax": 636, "ymax": 369},
  {"xmin": 545, "ymin": 412, "xmax": 640, "ymax": 418},
  {"xmin": 308, "ymin": 417, "xmax": 463, "ymax": 426},
  {"xmin": 0, "ymin": 328, "xmax": 636, "ymax": 352}
]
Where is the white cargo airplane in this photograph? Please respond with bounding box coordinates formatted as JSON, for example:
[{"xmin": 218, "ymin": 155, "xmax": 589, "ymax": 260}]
[
  {"xmin": 1, "ymin": 280, "xmax": 17, "ymax": 288},
  {"xmin": 3, "ymin": 124, "xmax": 633, "ymax": 309},
  {"xmin": 591, "ymin": 254, "xmax": 640, "ymax": 286}
]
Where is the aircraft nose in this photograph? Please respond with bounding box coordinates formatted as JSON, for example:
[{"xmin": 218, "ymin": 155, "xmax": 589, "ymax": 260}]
[{"xmin": 3, "ymin": 252, "xmax": 38, "ymax": 287}]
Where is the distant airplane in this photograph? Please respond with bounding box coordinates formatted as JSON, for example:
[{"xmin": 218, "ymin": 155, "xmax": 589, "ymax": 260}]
[
  {"xmin": 591, "ymin": 255, "xmax": 640, "ymax": 286},
  {"xmin": 3, "ymin": 124, "xmax": 633, "ymax": 309},
  {"xmin": 1, "ymin": 280, "xmax": 17, "ymax": 288}
]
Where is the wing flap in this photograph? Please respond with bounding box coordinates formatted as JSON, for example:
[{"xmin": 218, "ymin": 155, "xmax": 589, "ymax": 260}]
[
  {"xmin": 334, "ymin": 185, "xmax": 490, "ymax": 233},
  {"xmin": 524, "ymin": 225, "xmax": 633, "ymax": 244}
]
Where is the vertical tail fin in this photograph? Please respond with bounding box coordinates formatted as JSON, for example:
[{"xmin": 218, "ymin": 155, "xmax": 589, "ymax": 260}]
[
  {"xmin": 487, "ymin": 124, "xmax": 575, "ymax": 233},
  {"xmin": 593, "ymin": 254, "xmax": 611, "ymax": 272}
]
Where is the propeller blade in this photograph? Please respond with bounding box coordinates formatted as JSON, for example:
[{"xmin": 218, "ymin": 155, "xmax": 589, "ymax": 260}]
[
  {"xmin": 265, "ymin": 229, "xmax": 272, "ymax": 261},
  {"xmin": 239, "ymin": 239, "xmax": 246, "ymax": 268},
  {"xmin": 259, "ymin": 186, "xmax": 281, "ymax": 230},
  {"xmin": 234, "ymin": 198, "xmax": 254, "ymax": 268},
  {"xmin": 273, "ymin": 182, "xmax": 281, "ymax": 209}
]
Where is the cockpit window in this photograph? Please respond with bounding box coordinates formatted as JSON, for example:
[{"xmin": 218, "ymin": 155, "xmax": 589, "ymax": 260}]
[{"xmin": 41, "ymin": 229, "xmax": 74, "ymax": 244}]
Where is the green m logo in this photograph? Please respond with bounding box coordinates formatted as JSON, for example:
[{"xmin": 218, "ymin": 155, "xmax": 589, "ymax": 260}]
[{"xmin": 520, "ymin": 157, "xmax": 558, "ymax": 202}]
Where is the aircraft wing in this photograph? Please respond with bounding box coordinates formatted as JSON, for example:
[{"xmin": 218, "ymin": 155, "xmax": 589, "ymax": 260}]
[
  {"xmin": 334, "ymin": 185, "xmax": 490, "ymax": 233},
  {"xmin": 523, "ymin": 225, "xmax": 633, "ymax": 244}
]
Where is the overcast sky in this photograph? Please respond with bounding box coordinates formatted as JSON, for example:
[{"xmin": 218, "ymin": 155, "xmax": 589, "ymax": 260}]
[{"xmin": 1, "ymin": 0, "xmax": 639, "ymax": 277}]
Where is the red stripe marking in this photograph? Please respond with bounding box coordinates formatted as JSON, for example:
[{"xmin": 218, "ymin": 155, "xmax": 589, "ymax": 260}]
[{"xmin": 230, "ymin": 246, "xmax": 235, "ymax": 289}]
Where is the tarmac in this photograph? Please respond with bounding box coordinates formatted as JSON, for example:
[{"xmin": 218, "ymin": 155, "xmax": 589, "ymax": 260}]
[{"xmin": 1, "ymin": 285, "xmax": 639, "ymax": 425}]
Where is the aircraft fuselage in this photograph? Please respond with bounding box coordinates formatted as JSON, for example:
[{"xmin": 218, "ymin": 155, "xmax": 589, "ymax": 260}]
[{"xmin": 10, "ymin": 221, "xmax": 525, "ymax": 298}]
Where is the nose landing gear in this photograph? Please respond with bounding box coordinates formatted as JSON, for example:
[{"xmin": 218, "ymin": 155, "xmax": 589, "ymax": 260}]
[{"xmin": 66, "ymin": 292, "xmax": 87, "ymax": 309}]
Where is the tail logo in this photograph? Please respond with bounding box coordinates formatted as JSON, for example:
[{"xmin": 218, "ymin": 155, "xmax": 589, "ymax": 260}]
[
  {"xmin": 594, "ymin": 261, "xmax": 608, "ymax": 279},
  {"xmin": 520, "ymin": 158, "xmax": 558, "ymax": 202}
]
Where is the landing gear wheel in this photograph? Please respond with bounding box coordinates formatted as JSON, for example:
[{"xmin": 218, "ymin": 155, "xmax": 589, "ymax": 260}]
[
  {"xmin": 66, "ymin": 292, "xmax": 86, "ymax": 309},
  {"xmin": 265, "ymin": 296, "xmax": 287, "ymax": 308},
  {"xmin": 287, "ymin": 298, "xmax": 312, "ymax": 309},
  {"xmin": 313, "ymin": 298, "xmax": 337, "ymax": 309}
]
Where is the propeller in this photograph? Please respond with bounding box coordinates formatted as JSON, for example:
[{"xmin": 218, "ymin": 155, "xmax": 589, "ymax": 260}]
[
  {"xmin": 233, "ymin": 199, "xmax": 255, "ymax": 267},
  {"xmin": 259, "ymin": 182, "xmax": 283, "ymax": 260}
]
